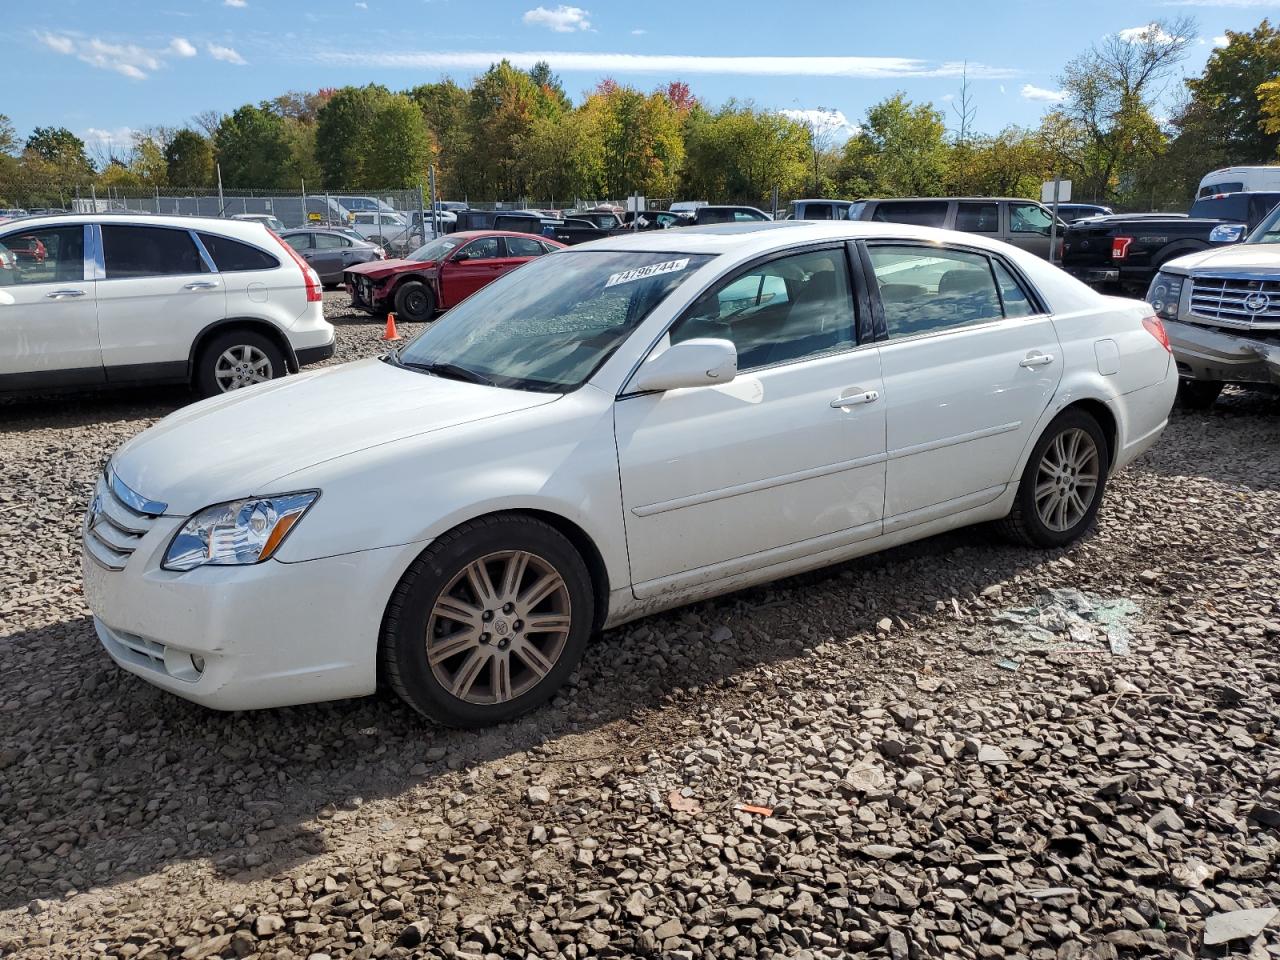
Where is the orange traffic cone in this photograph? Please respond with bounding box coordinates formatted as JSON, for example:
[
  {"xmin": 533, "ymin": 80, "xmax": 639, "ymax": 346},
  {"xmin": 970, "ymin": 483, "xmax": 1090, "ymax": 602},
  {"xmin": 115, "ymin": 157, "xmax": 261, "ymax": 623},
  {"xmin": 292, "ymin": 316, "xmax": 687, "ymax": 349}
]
[{"xmin": 382, "ymin": 312, "xmax": 401, "ymax": 341}]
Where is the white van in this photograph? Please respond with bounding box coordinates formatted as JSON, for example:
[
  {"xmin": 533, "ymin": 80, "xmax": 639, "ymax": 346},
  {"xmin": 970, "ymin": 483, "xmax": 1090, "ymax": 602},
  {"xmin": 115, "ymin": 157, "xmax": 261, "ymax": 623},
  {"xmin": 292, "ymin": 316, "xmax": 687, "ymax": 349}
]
[{"xmin": 1197, "ymin": 165, "xmax": 1280, "ymax": 199}]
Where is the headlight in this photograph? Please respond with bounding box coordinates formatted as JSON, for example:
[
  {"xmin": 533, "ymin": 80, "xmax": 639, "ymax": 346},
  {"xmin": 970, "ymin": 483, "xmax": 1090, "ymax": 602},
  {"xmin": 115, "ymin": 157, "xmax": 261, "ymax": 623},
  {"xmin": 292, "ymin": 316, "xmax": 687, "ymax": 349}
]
[
  {"xmin": 163, "ymin": 492, "xmax": 318, "ymax": 572},
  {"xmin": 1209, "ymin": 223, "xmax": 1246, "ymax": 243},
  {"xmin": 1145, "ymin": 272, "xmax": 1184, "ymax": 320}
]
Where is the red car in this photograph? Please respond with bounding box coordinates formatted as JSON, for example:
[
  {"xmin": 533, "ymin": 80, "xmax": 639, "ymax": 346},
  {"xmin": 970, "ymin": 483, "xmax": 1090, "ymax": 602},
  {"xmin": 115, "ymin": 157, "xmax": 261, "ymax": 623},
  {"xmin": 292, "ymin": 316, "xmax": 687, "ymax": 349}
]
[
  {"xmin": 344, "ymin": 230, "xmax": 566, "ymax": 323},
  {"xmin": 6, "ymin": 234, "xmax": 47, "ymax": 264}
]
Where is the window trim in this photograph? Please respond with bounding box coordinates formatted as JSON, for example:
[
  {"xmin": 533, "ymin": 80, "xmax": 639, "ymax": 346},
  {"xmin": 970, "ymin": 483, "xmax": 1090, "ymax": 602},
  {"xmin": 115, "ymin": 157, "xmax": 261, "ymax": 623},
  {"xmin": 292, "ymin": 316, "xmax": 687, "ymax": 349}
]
[
  {"xmin": 621, "ymin": 241, "xmax": 863, "ymax": 395},
  {"xmin": 97, "ymin": 223, "xmax": 211, "ymax": 281},
  {"xmin": 858, "ymin": 238, "xmax": 1051, "ymax": 345}
]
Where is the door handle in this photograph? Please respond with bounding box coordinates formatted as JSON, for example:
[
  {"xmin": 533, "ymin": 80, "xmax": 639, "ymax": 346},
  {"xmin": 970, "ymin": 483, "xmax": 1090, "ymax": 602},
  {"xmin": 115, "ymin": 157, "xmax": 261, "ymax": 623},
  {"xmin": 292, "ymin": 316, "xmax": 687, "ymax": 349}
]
[
  {"xmin": 831, "ymin": 390, "xmax": 880, "ymax": 408},
  {"xmin": 1019, "ymin": 352, "xmax": 1055, "ymax": 368},
  {"xmin": 45, "ymin": 289, "xmax": 86, "ymax": 299},
  {"xmin": 184, "ymin": 281, "xmax": 220, "ymax": 290}
]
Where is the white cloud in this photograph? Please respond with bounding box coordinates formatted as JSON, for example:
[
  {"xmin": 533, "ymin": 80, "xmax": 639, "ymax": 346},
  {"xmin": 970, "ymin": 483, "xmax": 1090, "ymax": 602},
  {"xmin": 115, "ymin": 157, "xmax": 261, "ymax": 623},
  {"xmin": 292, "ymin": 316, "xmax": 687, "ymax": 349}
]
[
  {"xmin": 630, "ymin": 28, "xmax": 646, "ymax": 35},
  {"xmin": 36, "ymin": 32, "xmax": 75, "ymax": 55},
  {"xmin": 1021, "ymin": 83, "xmax": 1067, "ymax": 103},
  {"xmin": 224, "ymin": 0, "xmax": 248, "ymax": 6},
  {"xmin": 355, "ymin": 1, "xmax": 368, "ymax": 6},
  {"xmin": 82, "ymin": 126, "xmax": 142, "ymax": 151},
  {"xmin": 779, "ymin": 108, "xmax": 860, "ymax": 140},
  {"xmin": 1117, "ymin": 23, "xmax": 1182, "ymax": 44},
  {"xmin": 38, "ymin": 33, "xmax": 181, "ymax": 79},
  {"xmin": 207, "ymin": 42, "xmax": 247, "ymax": 65},
  {"xmin": 522, "ymin": 5, "xmax": 592, "ymax": 32},
  {"xmin": 319, "ymin": 49, "xmax": 1018, "ymax": 79},
  {"xmin": 1214, "ymin": 34, "xmax": 1231, "ymax": 46},
  {"xmin": 169, "ymin": 37, "xmax": 197, "ymax": 57}
]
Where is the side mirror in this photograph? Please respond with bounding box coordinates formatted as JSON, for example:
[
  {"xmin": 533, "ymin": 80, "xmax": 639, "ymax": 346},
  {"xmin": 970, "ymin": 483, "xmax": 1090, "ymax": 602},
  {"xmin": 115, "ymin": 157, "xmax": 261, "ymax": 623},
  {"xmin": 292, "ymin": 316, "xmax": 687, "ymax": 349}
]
[
  {"xmin": 629, "ymin": 338, "xmax": 737, "ymax": 393},
  {"xmin": 451, "ymin": 251, "xmax": 469, "ymax": 262}
]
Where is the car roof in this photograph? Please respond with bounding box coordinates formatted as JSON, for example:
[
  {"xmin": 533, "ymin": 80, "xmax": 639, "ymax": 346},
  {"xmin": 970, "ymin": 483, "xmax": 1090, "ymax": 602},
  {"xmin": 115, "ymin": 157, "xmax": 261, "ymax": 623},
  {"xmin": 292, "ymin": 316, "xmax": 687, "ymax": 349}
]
[
  {"xmin": 0, "ymin": 212, "xmax": 281, "ymax": 243},
  {"xmin": 858, "ymin": 196, "xmax": 1040, "ymax": 204},
  {"xmin": 579, "ymin": 219, "xmax": 1040, "ymax": 256}
]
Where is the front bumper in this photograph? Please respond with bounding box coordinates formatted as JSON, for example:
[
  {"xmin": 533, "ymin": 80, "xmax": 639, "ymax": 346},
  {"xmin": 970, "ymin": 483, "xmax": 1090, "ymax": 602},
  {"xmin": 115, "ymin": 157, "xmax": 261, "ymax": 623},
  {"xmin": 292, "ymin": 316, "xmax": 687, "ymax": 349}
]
[
  {"xmin": 83, "ymin": 522, "xmax": 425, "ymax": 711},
  {"xmin": 1165, "ymin": 319, "xmax": 1280, "ymax": 387},
  {"xmin": 345, "ymin": 274, "xmax": 385, "ymax": 313}
]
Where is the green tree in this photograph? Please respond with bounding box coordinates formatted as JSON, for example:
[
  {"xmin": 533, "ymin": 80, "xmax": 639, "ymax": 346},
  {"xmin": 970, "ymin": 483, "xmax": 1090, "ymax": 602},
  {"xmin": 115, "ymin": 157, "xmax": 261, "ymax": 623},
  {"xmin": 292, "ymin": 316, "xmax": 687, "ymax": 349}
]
[
  {"xmin": 214, "ymin": 105, "xmax": 293, "ymax": 187},
  {"xmin": 465, "ymin": 61, "xmax": 546, "ymax": 198},
  {"xmin": 164, "ymin": 129, "xmax": 214, "ymax": 186},
  {"xmin": 0, "ymin": 114, "xmax": 17, "ymax": 155},
  {"xmin": 24, "ymin": 126, "xmax": 93, "ymax": 176},
  {"xmin": 362, "ymin": 95, "xmax": 431, "ymax": 188},
  {"xmin": 1043, "ymin": 18, "xmax": 1193, "ymax": 203},
  {"xmin": 838, "ymin": 93, "xmax": 950, "ymax": 196},
  {"xmin": 1260, "ymin": 78, "xmax": 1280, "ymax": 147},
  {"xmin": 580, "ymin": 83, "xmax": 685, "ymax": 198},
  {"xmin": 1178, "ymin": 21, "xmax": 1280, "ymax": 166},
  {"xmin": 406, "ymin": 79, "xmax": 472, "ymax": 196},
  {"xmin": 314, "ymin": 84, "xmax": 394, "ymax": 187},
  {"xmin": 682, "ymin": 102, "xmax": 809, "ymax": 201}
]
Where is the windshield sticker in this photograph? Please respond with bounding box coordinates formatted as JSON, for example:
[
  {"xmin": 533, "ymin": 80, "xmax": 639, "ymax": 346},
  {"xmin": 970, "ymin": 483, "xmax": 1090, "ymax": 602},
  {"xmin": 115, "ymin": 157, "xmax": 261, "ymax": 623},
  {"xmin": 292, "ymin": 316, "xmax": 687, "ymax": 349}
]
[{"xmin": 605, "ymin": 258, "xmax": 690, "ymax": 288}]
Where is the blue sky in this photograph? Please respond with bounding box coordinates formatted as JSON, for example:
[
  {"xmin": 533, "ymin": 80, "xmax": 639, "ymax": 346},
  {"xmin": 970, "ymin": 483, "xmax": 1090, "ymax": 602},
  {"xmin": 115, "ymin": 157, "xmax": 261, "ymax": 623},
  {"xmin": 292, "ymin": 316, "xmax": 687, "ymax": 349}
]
[{"xmin": 4, "ymin": 0, "xmax": 1275, "ymax": 155}]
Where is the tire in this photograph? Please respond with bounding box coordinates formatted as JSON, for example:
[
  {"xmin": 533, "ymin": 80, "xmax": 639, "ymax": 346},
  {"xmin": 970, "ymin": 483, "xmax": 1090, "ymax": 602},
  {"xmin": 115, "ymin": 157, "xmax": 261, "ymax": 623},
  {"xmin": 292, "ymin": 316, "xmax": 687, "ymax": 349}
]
[
  {"xmin": 394, "ymin": 280, "xmax": 435, "ymax": 323},
  {"xmin": 194, "ymin": 328, "xmax": 287, "ymax": 398},
  {"xmin": 1177, "ymin": 378, "xmax": 1223, "ymax": 410},
  {"xmin": 1000, "ymin": 409, "xmax": 1110, "ymax": 548},
  {"xmin": 380, "ymin": 514, "xmax": 595, "ymax": 727}
]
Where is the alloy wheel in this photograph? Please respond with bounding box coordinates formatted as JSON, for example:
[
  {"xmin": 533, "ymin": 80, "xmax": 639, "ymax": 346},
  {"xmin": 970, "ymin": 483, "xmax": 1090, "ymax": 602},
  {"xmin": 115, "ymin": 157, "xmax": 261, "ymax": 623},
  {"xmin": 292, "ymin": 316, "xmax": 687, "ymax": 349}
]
[
  {"xmin": 425, "ymin": 550, "xmax": 572, "ymax": 704},
  {"xmin": 1034, "ymin": 427, "xmax": 1100, "ymax": 533},
  {"xmin": 214, "ymin": 345, "xmax": 274, "ymax": 392}
]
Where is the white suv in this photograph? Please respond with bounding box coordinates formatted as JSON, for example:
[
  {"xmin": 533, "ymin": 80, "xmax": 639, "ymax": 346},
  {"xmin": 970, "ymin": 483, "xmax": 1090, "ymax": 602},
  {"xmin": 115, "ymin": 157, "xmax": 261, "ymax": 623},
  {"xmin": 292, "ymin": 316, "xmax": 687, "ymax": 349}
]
[{"xmin": 0, "ymin": 213, "xmax": 335, "ymax": 397}]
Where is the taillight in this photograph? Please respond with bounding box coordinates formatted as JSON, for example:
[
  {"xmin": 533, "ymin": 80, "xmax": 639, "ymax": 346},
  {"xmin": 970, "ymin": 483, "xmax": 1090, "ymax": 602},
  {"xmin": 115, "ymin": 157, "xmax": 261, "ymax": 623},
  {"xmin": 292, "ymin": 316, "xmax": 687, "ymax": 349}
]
[
  {"xmin": 1112, "ymin": 236, "xmax": 1134, "ymax": 260},
  {"xmin": 1142, "ymin": 315, "xmax": 1172, "ymax": 353},
  {"xmin": 268, "ymin": 229, "xmax": 322, "ymax": 302}
]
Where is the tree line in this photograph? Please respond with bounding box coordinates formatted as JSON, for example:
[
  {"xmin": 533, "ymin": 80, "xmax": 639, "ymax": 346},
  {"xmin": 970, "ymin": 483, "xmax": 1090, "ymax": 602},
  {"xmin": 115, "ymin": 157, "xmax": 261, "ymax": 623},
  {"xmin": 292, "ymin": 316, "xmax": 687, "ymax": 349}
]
[{"xmin": 2, "ymin": 18, "xmax": 1279, "ymax": 209}]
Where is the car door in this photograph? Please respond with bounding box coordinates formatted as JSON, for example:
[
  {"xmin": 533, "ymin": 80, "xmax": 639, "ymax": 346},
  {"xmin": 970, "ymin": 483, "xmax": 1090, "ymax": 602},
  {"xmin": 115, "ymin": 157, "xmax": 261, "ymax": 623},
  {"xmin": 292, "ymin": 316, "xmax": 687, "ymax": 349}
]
[
  {"xmin": 613, "ymin": 245, "xmax": 887, "ymax": 598},
  {"xmin": 95, "ymin": 224, "xmax": 227, "ymax": 379},
  {"xmin": 438, "ymin": 236, "xmax": 503, "ymax": 307},
  {"xmin": 501, "ymin": 234, "xmax": 550, "ymax": 269},
  {"xmin": 863, "ymin": 241, "xmax": 1062, "ymax": 526},
  {"xmin": 0, "ymin": 223, "xmax": 103, "ymax": 389},
  {"xmin": 309, "ymin": 232, "xmax": 351, "ymax": 283},
  {"xmin": 1006, "ymin": 201, "xmax": 1057, "ymax": 258}
]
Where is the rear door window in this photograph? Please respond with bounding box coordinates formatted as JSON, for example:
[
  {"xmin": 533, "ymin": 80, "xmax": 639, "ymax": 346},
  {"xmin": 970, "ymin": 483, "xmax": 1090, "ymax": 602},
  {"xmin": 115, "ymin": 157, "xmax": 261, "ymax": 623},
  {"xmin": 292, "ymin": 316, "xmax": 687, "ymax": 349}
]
[
  {"xmin": 313, "ymin": 233, "xmax": 351, "ymax": 250},
  {"xmin": 868, "ymin": 245, "xmax": 1004, "ymax": 338},
  {"xmin": 955, "ymin": 202, "xmax": 999, "ymax": 233},
  {"xmin": 102, "ymin": 225, "xmax": 207, "ymax": 278},
  {"xmin": 871, "ymin": 201, "xmax": 948, "ymax": 227},
  {"xmin": 504, "ymin": 236, "xmax": 547, "ymax": 258},
  {"xmin": 198, "ymin": 233, "xmax": 279, "ymax": 271}
]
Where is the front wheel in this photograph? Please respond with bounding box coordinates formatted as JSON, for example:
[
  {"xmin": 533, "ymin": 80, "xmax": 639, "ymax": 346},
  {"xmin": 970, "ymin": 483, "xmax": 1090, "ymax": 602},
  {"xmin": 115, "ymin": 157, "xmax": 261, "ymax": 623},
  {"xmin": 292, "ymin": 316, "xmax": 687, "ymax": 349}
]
[
  {"xmin": 394, "ymin": 280, "xmax": 435, "ymax": 323},
  {"xmin": 194, "ymin": 329, "xmax": 287, "ymax": 398},
  {"xmin": 380, "ymin": 515, "xmax": 594, "ymax": 727},
  {"xmin": 1001, "ymin": 410, "xmax": 1110, "ymax": 548}
]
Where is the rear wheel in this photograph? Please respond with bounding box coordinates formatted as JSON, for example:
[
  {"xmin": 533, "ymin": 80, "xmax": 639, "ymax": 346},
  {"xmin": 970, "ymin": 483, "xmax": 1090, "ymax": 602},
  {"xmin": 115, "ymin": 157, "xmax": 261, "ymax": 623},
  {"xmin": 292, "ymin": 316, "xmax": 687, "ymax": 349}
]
[
  {"xmin": 380, "ymin": 515, "xmax": 594, "ymax": 727},
  {"xmin": 394, "ymin": 280, "xmax": 435, "ymax": 323},
  {"xmin": 1177, "ymin": 378, "xmax": 1223, "ymax": 410},
  {"xmin": 194, "ymin": 328, "xmax": 287, "ymax": 398},
  {"xmin": 1001, "ymin": 409, "xmax": 1109, "ymax": 548}
]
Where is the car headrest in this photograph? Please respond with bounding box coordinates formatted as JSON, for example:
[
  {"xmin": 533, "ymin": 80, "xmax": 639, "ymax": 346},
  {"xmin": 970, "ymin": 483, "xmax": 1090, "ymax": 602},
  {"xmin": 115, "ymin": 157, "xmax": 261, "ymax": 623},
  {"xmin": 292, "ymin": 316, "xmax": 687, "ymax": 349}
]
[{"xmin": 937, "ymin": 268, "xmax": 991, "ymax": 296}]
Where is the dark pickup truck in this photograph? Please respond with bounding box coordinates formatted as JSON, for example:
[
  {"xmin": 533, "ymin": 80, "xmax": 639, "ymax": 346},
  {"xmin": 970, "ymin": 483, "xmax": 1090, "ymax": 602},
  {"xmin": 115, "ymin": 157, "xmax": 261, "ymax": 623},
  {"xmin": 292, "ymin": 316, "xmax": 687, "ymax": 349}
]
[{"xmin": 1062, "ymin": 192, "xmax": 1280, "ymax": 291}]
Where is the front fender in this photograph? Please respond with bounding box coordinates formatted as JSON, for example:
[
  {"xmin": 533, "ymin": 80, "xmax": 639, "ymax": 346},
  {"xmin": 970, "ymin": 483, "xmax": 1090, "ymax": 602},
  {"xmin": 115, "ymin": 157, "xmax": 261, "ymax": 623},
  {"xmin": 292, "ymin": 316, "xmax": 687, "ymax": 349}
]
[{"xmin": 269, "ymin": 385, "xmax": 629, "ymax": 590}]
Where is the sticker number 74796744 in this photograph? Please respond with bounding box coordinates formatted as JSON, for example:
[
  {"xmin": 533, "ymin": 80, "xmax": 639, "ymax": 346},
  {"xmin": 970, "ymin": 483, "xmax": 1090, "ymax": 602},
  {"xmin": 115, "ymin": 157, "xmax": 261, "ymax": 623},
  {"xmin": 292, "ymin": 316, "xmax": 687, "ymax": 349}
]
[{"xmin": 604, "ymin": 258, "xmax": 690, "ymax": 288}]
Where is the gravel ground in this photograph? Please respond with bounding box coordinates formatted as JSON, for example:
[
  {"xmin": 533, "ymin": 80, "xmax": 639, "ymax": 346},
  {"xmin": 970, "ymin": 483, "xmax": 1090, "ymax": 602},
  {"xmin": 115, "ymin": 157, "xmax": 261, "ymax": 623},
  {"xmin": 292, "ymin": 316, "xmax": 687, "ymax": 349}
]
[{"xmin": 1, "ymin": 295, "xmax": 1279, "ymax": 959}]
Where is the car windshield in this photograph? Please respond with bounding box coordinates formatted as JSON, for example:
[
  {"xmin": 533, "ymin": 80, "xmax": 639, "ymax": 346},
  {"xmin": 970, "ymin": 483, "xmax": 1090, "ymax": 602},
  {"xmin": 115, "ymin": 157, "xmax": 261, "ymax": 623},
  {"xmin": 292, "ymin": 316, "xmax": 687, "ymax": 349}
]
[
  {"xmin": 408, "ymin": 236, "xmax": 463, "ymax": 261},
  {"xmin": 1247, "ymin": 203, "xmax": 1280, "ymax": 243},
  {"xmin": 393, "ymin": 250, "xmax": 714, "ymax": 392}
]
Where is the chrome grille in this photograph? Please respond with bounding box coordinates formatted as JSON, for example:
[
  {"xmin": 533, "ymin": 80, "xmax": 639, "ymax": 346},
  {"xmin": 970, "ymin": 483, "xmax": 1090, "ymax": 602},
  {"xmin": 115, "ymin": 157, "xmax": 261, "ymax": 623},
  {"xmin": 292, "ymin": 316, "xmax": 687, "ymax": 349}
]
[
  {"xmin": 83, "ymin": 471, "xmax": 165, "ymax": 571},
  {"xmin": 1189, "ymin": 276, "xmax": 1280, "ymax": 329}
]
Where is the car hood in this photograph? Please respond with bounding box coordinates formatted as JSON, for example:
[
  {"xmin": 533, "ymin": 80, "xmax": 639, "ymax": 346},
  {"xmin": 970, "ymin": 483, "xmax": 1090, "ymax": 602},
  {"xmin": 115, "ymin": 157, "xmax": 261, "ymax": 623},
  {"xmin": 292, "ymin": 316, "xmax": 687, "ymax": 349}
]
[
  {"xmin": 1163, "ymin": 243, "xmax": 1280, "ymax": 274},
  {"xmin": 111, "ymin": 357, "xmax": 559, "ymax": 514},
  {"xmin": 345, "ymin": 258, "xmax": 436, "ymax": 278}
]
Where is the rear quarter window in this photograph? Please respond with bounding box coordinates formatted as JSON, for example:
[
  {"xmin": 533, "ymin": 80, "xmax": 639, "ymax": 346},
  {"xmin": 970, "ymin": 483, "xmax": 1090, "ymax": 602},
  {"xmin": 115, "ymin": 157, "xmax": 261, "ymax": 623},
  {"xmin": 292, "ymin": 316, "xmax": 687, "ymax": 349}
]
[
  {"xmin": 871, "ymin": 201, "xmax": 949, "ymax": 227},
  {"xmin": 198, "ymin": 233, "xmax": 279, "ymax": 271}
]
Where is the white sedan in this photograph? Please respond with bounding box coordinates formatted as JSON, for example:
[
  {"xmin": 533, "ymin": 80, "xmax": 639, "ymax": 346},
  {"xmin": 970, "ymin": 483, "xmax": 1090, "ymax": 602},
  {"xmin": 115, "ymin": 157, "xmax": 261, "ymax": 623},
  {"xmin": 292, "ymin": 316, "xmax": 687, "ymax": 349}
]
[{"xmin": 83, "ymin": 222, "xmax": 1177, "ymax": 726}]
